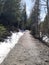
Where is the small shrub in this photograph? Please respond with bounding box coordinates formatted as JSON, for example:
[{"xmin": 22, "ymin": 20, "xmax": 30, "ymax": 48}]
[{"xmin": 0, "ymin": 25, "xmax": 11, "ymax": 41}]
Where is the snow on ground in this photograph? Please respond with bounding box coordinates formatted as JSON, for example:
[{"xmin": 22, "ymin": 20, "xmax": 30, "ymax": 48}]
[
  {"xmin": 40, "ymin": 32, "xmax": 49, "ymax": 43},
  {"xmin": 0, "ymin": 32, "xmax": 24, "ymax": 64},
  {"xmin": 42, "ymin": 35, "xmax": 49, "ymax": 43}
]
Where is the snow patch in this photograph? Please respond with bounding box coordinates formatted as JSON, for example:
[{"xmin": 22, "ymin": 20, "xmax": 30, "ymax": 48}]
[
  {"xmin": 42, "ymin": 35, "xmax": 49, "ymax": 43},
  {"xmin": 0, "ymin": 32, "xmax": 24, "ymax": 64}
]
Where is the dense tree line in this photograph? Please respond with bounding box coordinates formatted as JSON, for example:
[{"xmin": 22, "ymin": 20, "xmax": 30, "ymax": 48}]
[
  {"xmin": 39, "ymin": 0, "xmax": 49, "ymax": 37},
  {"xmin": 28, "ymin": 0, "xmax": 49, "ymax": 39},
  {"xmin": 0, "ymin": 0, "xmax": 27, "ymax": 41},
  {"xmin": 0, "ymin": 0, "xmax": 21, "ymax": 29},
  {"xmin": 0, "ymin": 0, "xmax": 49, "ymax": 41}
]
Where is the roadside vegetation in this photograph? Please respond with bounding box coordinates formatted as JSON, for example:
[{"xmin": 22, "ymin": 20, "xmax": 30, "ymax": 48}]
[
  {"xmin": 0, "ymin": 24, "xmax": 11, "ymax": 41},
  {"xmin": 0, "ymin": 0, "xmax": 27, "ymax": 41}
]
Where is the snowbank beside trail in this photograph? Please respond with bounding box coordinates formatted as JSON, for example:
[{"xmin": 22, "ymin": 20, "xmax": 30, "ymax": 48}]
[
  {"xmin": 40, "ymin": 32, "xmax": 49, "ymax": 43},
  {"xmin": 0, "ymin": 32, "xmax": 24, "ymax": 64},
  {"xmin": 42, "ymin": 35, "xmax": 49, "ymax": 43}
]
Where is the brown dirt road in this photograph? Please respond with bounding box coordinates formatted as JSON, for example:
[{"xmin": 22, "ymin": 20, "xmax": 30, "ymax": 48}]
[{"xmin": 0, "ymin": 30, "xmax": 49, "ymax": 65}]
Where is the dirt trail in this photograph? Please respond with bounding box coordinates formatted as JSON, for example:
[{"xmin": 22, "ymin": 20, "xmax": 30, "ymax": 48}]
[{"xmin": 1, "ymin": 30, "xmax": 49, "ymax": 65}]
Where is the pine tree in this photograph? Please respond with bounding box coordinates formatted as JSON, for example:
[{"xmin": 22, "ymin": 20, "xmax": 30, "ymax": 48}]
[
  {"xmin": 21, "ymin": 4, "xmax": 27, "ymax": 30},
  {"xmin": 46, "ymin": 0, "xmax": 49, "ymax": 35},
  {"xmin": 0, "ymin": 0, "xmax": 3, "ymax": 15},
  {"xmin": 2, "ymin": 0, "xmax": 21, "ymax": 28},
  {"xmin": 42, "ymin": 0, "xmax": 49, "ymax": 36},
  {"xmin": 31, "ymin": 0, "xmax": 40, "ymax": 38}
]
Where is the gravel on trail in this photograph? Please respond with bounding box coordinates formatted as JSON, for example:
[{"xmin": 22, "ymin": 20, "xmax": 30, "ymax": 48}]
[{"xmin": 0, "ymin": 30, "xmax": 49, "ymax": 65}]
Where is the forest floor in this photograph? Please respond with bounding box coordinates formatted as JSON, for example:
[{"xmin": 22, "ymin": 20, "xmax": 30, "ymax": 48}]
[{"xmin": 0, "ymin": 30, "xmax": 49, "ymax": 65}]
